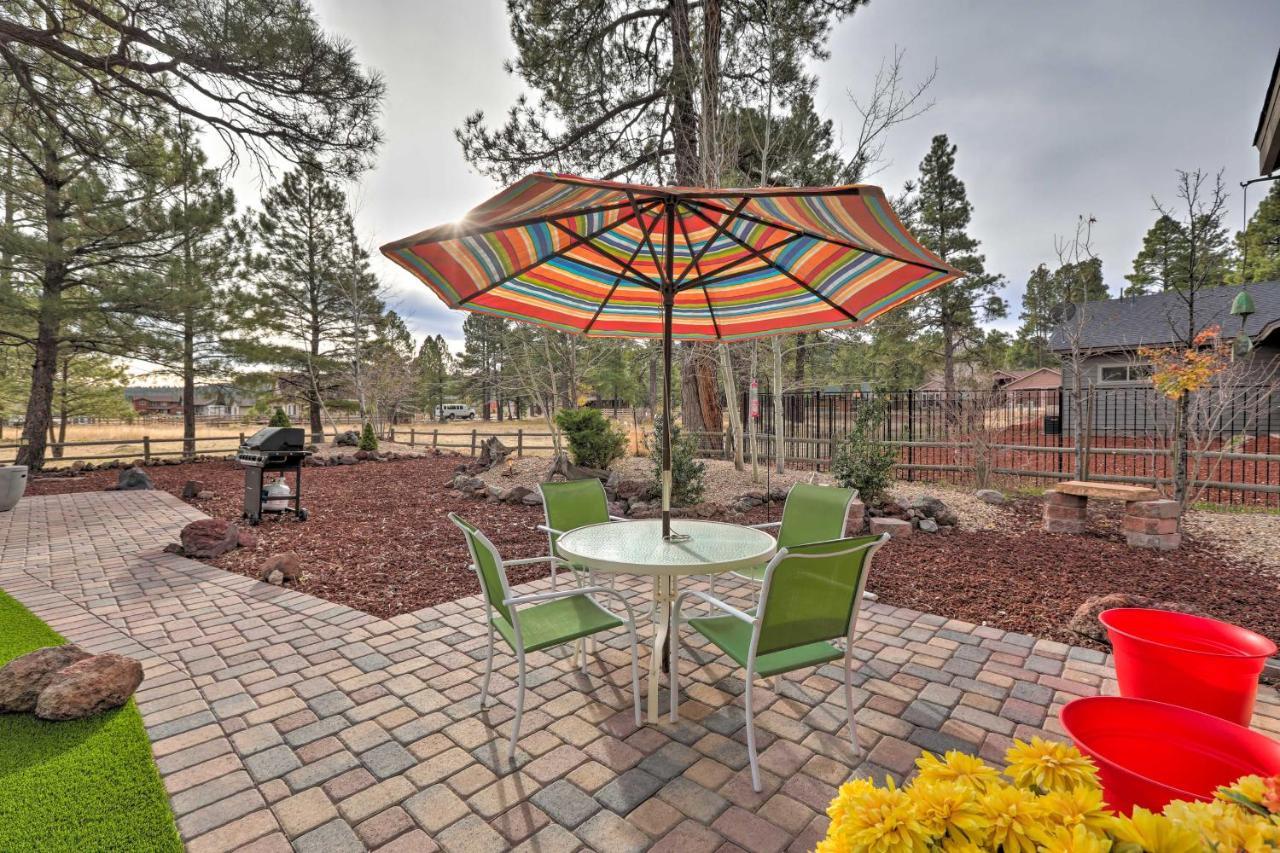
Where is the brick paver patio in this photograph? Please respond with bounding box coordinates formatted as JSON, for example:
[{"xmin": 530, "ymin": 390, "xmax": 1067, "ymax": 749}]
[{"xmin": 2, "ymin": 490, "xmax": 1277, "ymax": 852}]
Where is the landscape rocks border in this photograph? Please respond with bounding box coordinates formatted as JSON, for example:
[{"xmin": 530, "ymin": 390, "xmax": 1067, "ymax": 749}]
[{"xmin": 0, "ymin": 645, "xmax": 143, "ymax": 721}]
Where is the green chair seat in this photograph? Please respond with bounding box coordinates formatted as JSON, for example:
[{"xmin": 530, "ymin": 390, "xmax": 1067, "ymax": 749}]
[
  {"xmin": 495, "ymin": 595, "xmax": 623, "ymax": 653},
  {"xmin": 688, "ymin": 614, "xmax": 844, "ymax": 677}
]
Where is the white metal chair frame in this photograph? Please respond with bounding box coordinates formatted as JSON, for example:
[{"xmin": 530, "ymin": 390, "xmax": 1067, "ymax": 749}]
[
  {"xmin": 668, "ymin": 534, "xmax": 888, "ymax": 791},
  {"xmin": 451, "ymin": 515, "xmax": 643, "ymax": 760}
]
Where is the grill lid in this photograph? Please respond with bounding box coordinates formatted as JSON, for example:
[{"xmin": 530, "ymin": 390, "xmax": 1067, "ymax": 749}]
[{"xmin": 241, "ymin": 427, "xmax": 305, "ymax": 452}]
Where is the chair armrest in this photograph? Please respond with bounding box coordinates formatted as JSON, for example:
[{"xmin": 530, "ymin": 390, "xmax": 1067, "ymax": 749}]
[
  {"xmin": 502, "ymin": 556, "xmax": 559, "ymax": 568},
  {"xmin": 535, "ymin": 524, "xmax": 564, "ymax": 536},
  {"xmin": 748, "ymin": 521, "xmax": 781, "ymax": 531},
  {"xmin": 608, "ymin": 515, "xmax": 629, "ymax": 522},
  {"xmin": 672, "ymin": 589, "xmax": 756, "ymax": 624}
]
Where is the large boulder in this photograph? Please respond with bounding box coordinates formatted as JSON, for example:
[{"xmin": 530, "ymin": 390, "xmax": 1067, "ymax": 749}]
[
  {"xmin": 35, "ymin": 653, "xmax": 144, "ymax": 721},
  {"xmin": 335, "ymin": 430, "xmax": 360, "ymax": 447},
  {"xmin": 259, "ymin": 552, "xmax": 302, "ymax": 582},
  {"xmin": 615, "ymin": 478, "xmax": 650, "ymax": 502},
  {"xmin": 115, "ymin": 466, "xmax": 154, "ymax": 491},
  {"xmin": 0, "ymin": 644, "xmax": 92, "ymax": 713},
  {"xmin": 975, "ymin": 489, "xmax": 1007, "ymax": 505},
  {"xmin": 503, "ymin": 486, "xmax": 533, "ymax": 504},
  {"xmin": 179, "ymin": 518, "xmax": 241, "ymax": 558},
  {"xmin": 1068, "ymin": 594, "xmax": 1207, "ymax": 644}
]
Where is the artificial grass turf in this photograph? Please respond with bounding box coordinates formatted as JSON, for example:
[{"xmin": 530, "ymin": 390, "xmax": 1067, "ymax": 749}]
[{"xmin": 0, "ymin": 589, "xmax": 182, "ymax": 852}]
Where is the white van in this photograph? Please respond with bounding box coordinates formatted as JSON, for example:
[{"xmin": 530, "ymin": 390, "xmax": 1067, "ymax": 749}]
[{"xmin": 435, "ymin": 403, "xmax": 476, "ymax": 421}]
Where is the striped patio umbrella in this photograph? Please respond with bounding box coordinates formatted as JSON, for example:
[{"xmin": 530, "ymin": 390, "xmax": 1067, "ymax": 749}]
[{"xmin": 382, "ymin": 172, "xmax": 961, "ymax": 539}]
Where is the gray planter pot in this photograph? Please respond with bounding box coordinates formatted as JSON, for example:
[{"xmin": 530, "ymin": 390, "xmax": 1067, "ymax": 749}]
[{"xmin": 0, "ymin": 465, "xmax": 28, "ymax": 512}]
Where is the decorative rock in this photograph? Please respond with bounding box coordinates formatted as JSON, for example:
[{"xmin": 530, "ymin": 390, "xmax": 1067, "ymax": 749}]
[
  {"xmin": 336, "ymin": 430, "xmax": 360, "ymax": 446},
  {"xmin": 767, "ymin": 487, "xmax": 790, "ymax": 503},
  {"xmin": 918, "ymin": 518, "xmax": 939, "ymax": 533},
  {"xmin": 266, "ymin": 570, "xmax": 285, "ymax": 585},
  {"xmin": 0, "ymin": 644, "xmax": 92, "ymax": 713},
  {"xmin": 504, "ymin": 486, "xmax": 533, "ymax": 504},
  {"xmin": 69, "ymin": 460, "xmax": 86, "ymax": 473},
  {"xmin": 196, "ymin": 490, "xmax": 216, "ymax": 499},
  {"xmin": 521, "ymin": 491, "xmax": 543, "ymax": 506},
  {"xmin": 115, "ymin": 466, "xmax": 154, "ymax": 491},
  {"xmin": 909, "ymin": 495, "xmax": 947, "ymax": 518},
  {"xmin": 35, "ymin": 653, "xmax": 144, "ymax": 721},
  {"xmin": 162, "ymin": 542, "xmax": 184, "ymax": 554},
  {"xmin": 237, "ymin": 527, "xmax": 258, "ymax": 549},
  {"xmin": 354, "ymin": 449, "xmax": 370, "ymax": 461},
  {"xmin": 975, "ymin": 489, "xmax": 1006, "ymax": 505},
  {"xmin": 615, "ymin": 479, "xmax": 650, "ymax": 501},
  {"xmin": 1068, "ymin": 594, "xmax": 1205, "ymax": 644},
  {"xmin": 260, "ymin": 552, "xmax": 303, "ymax": 581},
  {"xmin": 869, "ymin": 517, "xmax": 911, "ymax": 538},
  {"xmin": 179, "ymin": 519, "xmax": 241, "ymax": 558}
]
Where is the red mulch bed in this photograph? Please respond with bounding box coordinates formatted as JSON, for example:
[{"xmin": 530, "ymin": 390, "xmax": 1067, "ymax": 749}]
[{"xmin": 26, "ymin": 459, "xmax": 1280, "ymax": 646}]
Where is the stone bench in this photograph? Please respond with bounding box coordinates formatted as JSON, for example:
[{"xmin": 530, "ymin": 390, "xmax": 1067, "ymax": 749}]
[{"xmin": 1043, "ymin": 480, "xmax": 1181, "ymax": 550}]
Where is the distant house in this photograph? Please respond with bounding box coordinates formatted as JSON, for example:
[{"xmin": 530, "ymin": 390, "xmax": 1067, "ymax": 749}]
[
  {"xmin": 916, "ymin": 367, "xmax": 1060, "ymax": 394},
  {"xmin": 1047, "ymin": 281, "xmax": 1280, "ymax": 433},
  {"xmin": 125, "ymin": 388, "xmax": 183, "ymax": 416},
  {"xmin": 124, "ymin": 385, "xmax": 267, "ymax": 418}
]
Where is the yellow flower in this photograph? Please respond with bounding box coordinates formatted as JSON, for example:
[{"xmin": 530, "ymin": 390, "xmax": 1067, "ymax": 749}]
[
  {"xmin": 1004, "ymin": 737, "xmax": 1100, "ymax": 793},
  {"xmin": 841, "ymin": 779, "xmax": 933, "ymax": 853},
  {"xmin": 1165, "ymin": 798, "xmax": 1280, "ymax": 852},
  {"xmin": 827, "ymin": 777, "xmax": 878, "ymax": 833},
  {"xmin": 1040, "ymin": 786, "xmax": 1116, "ymax": 834},
  {"xmin": 909, "ymin": 779, "xmax": 986, "ymax": 844},
  {"xmin": 976, "ymin": 784, "xmax": 1044, "ymax": 853},
  {"xmin": 1110, "ymin": 806, "xmax": 1203, "ymax": 853},
  {"xmin": 1219, "ymin": 774, "xmax": 1267, "ymax": 806},
  {"xmin": 1038, "ymin": 823, "xmax": 1113, "ymax": 852},
  {"xmin": 915, "ymin": 750, "xmax": 1002, "ymax": 792}
]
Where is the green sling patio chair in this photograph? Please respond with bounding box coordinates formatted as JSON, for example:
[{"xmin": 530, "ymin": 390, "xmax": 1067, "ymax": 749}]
[
  {"xmin": 728, "ymin": 483, "xmax": 859, "ymax": 588},
  {"xmin": 669, "ymin": 533, "xmax": 888, "ymax": 791},
  {"xmin": 537, "ymin": 479, "xmax": 628, "ymax": 589},
  {"xmin": 450, "ymin": 513, "xmax": 641, "ymax": 760}
]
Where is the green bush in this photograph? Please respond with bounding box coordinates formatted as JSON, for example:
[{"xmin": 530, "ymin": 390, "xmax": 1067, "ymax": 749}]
[
  {"xmin": 555, "ymin": 407, "xmax": 627, "ymax": 470},
  {"xmin": 268, "ymin": 407, "xmax": 292, "ymax": 428},
  {"xmin": 358, "ymin": 421, "xmax": 379, "ymax": 451},
  {"xmin": 649, "ymin": 417, "xmax": 705, "ymax": 506},
  {"xmin": 830, "ymin": 398, "xmax": 896, "ymax": 505}
]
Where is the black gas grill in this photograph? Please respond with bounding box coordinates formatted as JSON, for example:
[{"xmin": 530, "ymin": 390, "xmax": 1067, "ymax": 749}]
[{"xmin": 237, "ymin": 427, "xmax": 311, "ymax": 523}]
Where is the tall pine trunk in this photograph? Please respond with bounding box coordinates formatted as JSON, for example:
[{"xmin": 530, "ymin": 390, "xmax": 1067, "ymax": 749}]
[
  {"xmin": 17, "ymin": 143, "xmax": 66, "ymax": 472},
  {"xmin": 182, "ymin": 303, "xmax": 196, "ymax": 458}
]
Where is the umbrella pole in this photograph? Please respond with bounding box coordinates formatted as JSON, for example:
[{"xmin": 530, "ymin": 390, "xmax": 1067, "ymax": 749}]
[{"xmin": 661, "ymin": 199, "xmax": 675, "ymax": 541}]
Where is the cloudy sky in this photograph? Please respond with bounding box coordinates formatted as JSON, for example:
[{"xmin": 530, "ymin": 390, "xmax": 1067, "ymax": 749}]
[{"xmin": 237, "ymin": 0, "xmax": 1280, "ymax": 351}]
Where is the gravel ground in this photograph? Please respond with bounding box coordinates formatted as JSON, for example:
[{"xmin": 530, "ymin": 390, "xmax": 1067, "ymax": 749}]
[
  {"xmin": 25, "ymin": 459, "xmax": 1278, "ymax": 646},
  {"xmin": 1183, "ymin": 509, "xmax": 1280, "ymax": 575}
]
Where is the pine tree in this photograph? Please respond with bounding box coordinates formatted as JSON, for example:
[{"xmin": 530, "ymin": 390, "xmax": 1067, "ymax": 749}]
[
  {"xmin": 242, "ymin": 160, "xmax": 374, "ymax": 444},
  {"xmin": 415, "ymin": 335, "xmax": 452, "ymax": 418},
  {"xmin": 910, "ymin": 135, "xmax": 1007, "ymax": 393},
  {"xmin": 459, "ymin": 314, "xmax": 510, "ymax": 420},
  {"xmin": 1125, "ymin": 212, "xmax": 1231, "ymax": 295},
  {"xmin": 136, "ymin": 120, "xmax": 239, "ymax": 457},
  {"xmin": 1233, "ymin": 181, "xmax": 1280, "ymax": 284},
  {"xmin": 46, "ymin": 349, "xmax": 135, "ymax": 458}
]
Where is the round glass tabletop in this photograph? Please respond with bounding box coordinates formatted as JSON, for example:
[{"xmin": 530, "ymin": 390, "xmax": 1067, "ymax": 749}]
[{"xmin": 556, "ymin": 518, "xmax": 777, "ymax": 576}]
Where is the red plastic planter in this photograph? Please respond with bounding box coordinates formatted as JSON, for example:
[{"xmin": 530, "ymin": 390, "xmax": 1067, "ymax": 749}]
[
  {"xmin": 1061, "ymin": 696, "xmax": 1280, "ymax": 814},
  {"xmin": 1100, "ymin": 608, "xmax": 1276, "ymax": 725}
]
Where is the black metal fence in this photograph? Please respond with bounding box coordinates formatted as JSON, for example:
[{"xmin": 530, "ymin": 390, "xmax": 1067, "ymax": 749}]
[{"xmin": 722, "ymin": 387, "xmax": 1280, "ymax": 507}]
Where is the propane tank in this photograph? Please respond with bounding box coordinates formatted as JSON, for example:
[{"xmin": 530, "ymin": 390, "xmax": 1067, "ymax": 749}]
[{"xmin": 263, "ymin": 478, "xmax": 292, "ymax": 512}]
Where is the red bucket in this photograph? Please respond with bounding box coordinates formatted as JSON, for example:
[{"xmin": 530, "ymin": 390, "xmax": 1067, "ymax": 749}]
[
  {"xmin": 1100, "ymin": 608, "xmax": 1276, "ymax": 725},
  {"xmin": 1061, "ymin": 696, "xmax": 1280, "ymax": 814}
]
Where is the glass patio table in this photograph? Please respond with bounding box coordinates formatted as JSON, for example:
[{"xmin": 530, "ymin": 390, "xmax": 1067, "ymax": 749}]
[{"xmin": 556, "ymin": 518, "xmax": 776, "ymax": 723}]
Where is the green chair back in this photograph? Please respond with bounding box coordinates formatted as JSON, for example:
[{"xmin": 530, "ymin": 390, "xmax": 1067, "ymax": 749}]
[
  {"xmin": 540, "ymin": 479, "xmax": 610, "ymax": 558},
  {"xmin": 756, "ymin": 535, "xmax": 881, "ymax": 657},
  {"xmin": 450, "ymin": 514, "xmax": 511, "ymax": 622},
  {"xmin": 776, "ymin": 483, "xmax": 857, "ymax": 549}
]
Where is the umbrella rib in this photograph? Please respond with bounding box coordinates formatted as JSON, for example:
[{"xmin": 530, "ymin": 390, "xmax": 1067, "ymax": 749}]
[
  {"xmin": 583, "ymin": 205, "xmax": 663, "ymax": 334},
  {"xmin": 675, "ymin": 233, "xmax": 804, "ymax": 293},
  {"xmin": 626, "ymin": 191, "xmax": 671, "ymax": 289},
  {"xmin": 673, "ymin": 210, "xmax": 722, "ymax": 341},
  {"xmin": 685, "ymin": 197, "xmax": 955, "ymax": 277},
  {"xmin": 672, "ymin": 197, "xmax": 749, "ymax": 288},
  {"xmin": 456, "ymin": 202, "xmax": 654, "ymax": 306},
  {"xmin": 547, "ymin": 218, "xmax": 661, "ymax": 290},
  {"xmin": 683, "ymin": 204, "xmax": 860, "ymax": 326}
]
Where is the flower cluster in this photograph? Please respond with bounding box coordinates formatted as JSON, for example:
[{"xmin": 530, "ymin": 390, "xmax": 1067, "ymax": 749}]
[{"xmin": 819, "ymin": 738, "xmax": 1280, "ymax": 852}]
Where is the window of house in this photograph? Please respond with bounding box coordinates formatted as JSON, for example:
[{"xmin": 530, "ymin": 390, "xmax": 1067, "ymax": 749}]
[{"xmin": 1098, "ymin": 363, "xmax": 1150, "ymax": 383}]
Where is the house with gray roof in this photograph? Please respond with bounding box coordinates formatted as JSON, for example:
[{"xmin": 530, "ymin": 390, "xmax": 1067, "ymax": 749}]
[{"xmin": 1047, "ymin": 281, "xmax": 1280, "ymax": 434}]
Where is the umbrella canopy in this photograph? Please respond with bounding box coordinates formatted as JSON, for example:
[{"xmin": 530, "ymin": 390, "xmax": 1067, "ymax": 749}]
[{"xmin": 382, "ymin": 172, "xmax": 961, "ymax": 538}]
